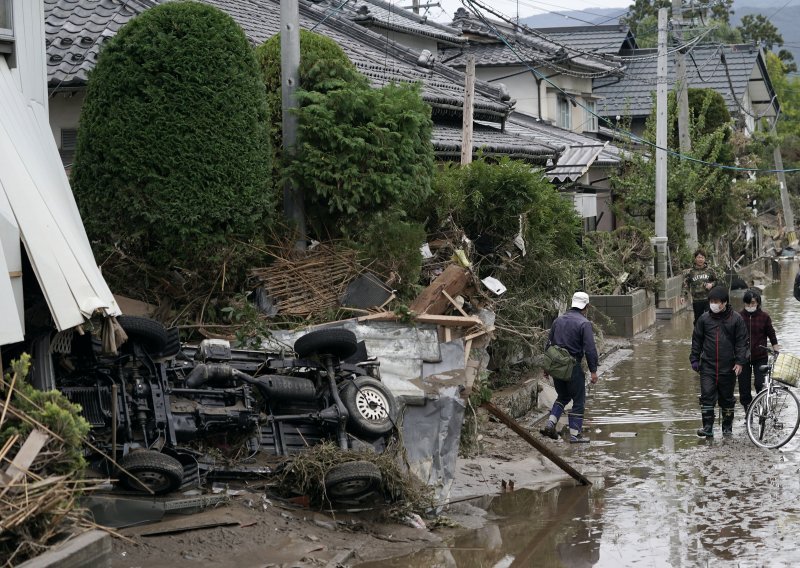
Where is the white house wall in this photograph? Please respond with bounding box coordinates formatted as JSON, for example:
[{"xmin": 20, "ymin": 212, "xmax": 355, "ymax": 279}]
[
  {"xmin": 475, "ymin": 65, "xmax": 538, "ymax": 118},
  {"xmin": 48, "ymin": 89, "xmax": 84, "ymax": 148}
]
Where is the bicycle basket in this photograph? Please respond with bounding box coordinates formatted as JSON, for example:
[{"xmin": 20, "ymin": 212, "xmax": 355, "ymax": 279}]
[{"xmin": 771, "ymin": 353, "xmax": 800, "ymax": 387}]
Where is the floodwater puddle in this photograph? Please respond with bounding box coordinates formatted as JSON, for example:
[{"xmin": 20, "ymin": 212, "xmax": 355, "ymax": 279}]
[{"xmin": 362, "ymin": 262, "xmax": 800, "ymax": 567}]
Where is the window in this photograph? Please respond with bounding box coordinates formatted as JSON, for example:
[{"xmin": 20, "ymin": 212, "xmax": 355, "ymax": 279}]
[
  {"xmin": 557, "ymin": 97, "xmax": 571, "ymax": 130},
  {"xmin": 585, "ymin": 100, "xmax": 598, "ymax": 132},
  {"xmin": 0, "ymin": 0, "xmax": 12, "ymax": 40}
]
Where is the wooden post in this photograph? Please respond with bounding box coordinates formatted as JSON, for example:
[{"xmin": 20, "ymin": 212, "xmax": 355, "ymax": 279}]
[
  {"xmin": 481, "ymin": 402, "xmax": 592, "ymax": 486},
  {"xmin": 461, "ymin": 55, "xmax": 475, "ymax": 165}
]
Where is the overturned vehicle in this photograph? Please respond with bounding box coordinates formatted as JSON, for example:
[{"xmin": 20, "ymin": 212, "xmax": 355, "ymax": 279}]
[{"xmin": 28, "ymin": 317, "xmax": 399, "ymax": 498}]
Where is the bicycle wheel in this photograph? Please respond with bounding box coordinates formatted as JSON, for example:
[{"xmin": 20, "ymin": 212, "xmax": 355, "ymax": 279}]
[{"xmin": 746, "ymin": 386, "xmax": 800, "ymax": 449}]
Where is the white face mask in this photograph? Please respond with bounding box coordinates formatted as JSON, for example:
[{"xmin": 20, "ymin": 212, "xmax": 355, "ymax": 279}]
[
  {"xmin": 709, "ymin": 302, "xmax": 724, "ymax": 313},
  {"xmin": 745, "ymin": 306, "xmax": 757, "ymax": 313}
]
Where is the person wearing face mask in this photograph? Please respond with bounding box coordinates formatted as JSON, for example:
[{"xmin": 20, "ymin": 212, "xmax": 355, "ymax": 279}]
[
  {"xmin": 738, "ymin": 289, "xmax": 778, "ymax": 413},
  {"xmin": 689, "ymin": 286, "xmax": 750, "ymax": 438}
]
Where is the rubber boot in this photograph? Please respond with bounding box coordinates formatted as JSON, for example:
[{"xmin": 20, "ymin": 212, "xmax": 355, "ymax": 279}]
[
  {"xmin": 539, "ymin": 402, "xmax": 564, "ymax": 440},
  {"xmin": 568, "ymin": 414, "xmax": 589, "ymax": 443},
  {"xmin": 721, "ymin": 408, "xmax": 734, "ymax": 437},
  {"xmin": 697, "ymin": 407, "xmax": 714, "ymax": 438}
]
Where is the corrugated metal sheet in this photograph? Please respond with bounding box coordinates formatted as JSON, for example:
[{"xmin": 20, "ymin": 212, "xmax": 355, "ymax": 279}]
[
  {"xmin": 547, "ymin": 142, "xmax": 608, "ymax": 182},
  {"xmin": 0, "ymin": 55, "xmax": 120, "ymax": 338},
  {"xmin": 0, "ymin": 189, "xmax": 23, "ymax": 345}
]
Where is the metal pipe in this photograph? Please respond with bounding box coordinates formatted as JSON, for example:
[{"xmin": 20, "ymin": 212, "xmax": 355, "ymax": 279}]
[{"xmin": 111, "ymin": 383, "xmax": 118, "ymax": 462}]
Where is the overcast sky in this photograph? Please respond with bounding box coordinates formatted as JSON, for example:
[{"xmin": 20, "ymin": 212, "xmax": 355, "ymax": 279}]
[{"xmin": 427, "ymin": 0, "xmax": 633, "ymax": 25}]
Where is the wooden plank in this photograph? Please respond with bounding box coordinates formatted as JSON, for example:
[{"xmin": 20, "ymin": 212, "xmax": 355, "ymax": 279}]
[
  {"xmin": 409, "ymin": 264, "xmax": 471, "ymax": 316},
  {"xmin": 3, "ymin": 429, "xmax": 49, "ymax": 487},
  {"xmin": 442, "ymin": 290, "xmax": 470, "ymax": 318},
  {"xmin": 357, "ymin": 312, "xmax": 482, "ymax": 327},
  {"xmin": 8, "ymin": 271, "xmax": 21, "ymax": 278},
  {"xmin": 481, "ymin": 402, "xmax": 592, "ymax": 486},
  {"xmin": 464, "ymin": 325, "xmax": 495, "ymax": 342}
]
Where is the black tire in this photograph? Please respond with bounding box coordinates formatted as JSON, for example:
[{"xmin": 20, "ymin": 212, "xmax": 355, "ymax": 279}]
[
  {"xmin": 120, "ymin": 450, "xmax": 184, "ymax": 494},
  {"xmin": 118, "ymin": 316, "xmax": 169, "ymax": 356},
  {"xmin": 294, "ymin": 328, "xmax": 358, "ymax": 361},
  {"xmin": 324, "ymin": 461, "xmax": 382, "ymax": 501},
  {"xmin": 746, "ymin": 387, "xmax": 800, "ymax": 449},
  {"xmin": 340, "ymin": 377, "xmax": 397, "ymax": 437}
]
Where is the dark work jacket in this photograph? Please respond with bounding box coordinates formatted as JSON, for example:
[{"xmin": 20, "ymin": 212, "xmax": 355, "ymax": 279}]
[
  {"xmin": 547, "ymin": 308, "xmax": 599, "ymax": 373},
  {"xmin": 795, "ymin": 272, "xmax": 800, "ymax": 301},
  {"xmin": 690, "ymin": 305, "xmax": 749, "ymax": 376},
  {"xmin": 739, "ymin": 307, "xmax": 777, "ymax": 362}
]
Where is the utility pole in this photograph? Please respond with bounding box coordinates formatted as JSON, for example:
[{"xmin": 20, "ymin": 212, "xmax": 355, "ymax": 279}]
[
  {"xmin": 773, "ymin": 118, "xmax": 797, "ymax": 247},
  {"xmin": 281, "ymin": 0, "xmax": 306, "ymax": 250},
  {"xmin": 673, "ymin": 0, "xmax": 699, "ymax": 250},
  {"xmin": 461, "ymin": 55, "xmax": 475, "ymax": 166},
  {"xmin": 653, "ymin": 8, "xmax": 670, "ymax": 307},
  {"xmin": 412, "ymin": 0, "xmax": 419, "ymax": 14}
]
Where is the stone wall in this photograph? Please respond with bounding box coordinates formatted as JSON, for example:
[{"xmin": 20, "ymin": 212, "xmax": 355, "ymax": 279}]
[{"xmin": 589, "ymin": 288, "xmax": 656, "ymax": 337}]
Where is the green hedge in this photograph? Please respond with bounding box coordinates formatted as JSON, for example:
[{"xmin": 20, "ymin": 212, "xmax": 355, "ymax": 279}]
[{"xmin": 72, "ymin": 1, "xmax": 274, "ymax": 271}]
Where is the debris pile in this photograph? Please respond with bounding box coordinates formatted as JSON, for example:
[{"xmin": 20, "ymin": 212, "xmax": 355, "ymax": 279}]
[
  {"xmin": 274, "ymin": 440, "xmax": 435, "ymax": 516},
  {"xmin": 0, "ymin": 355, "xmax": 105, "ymax": 567},
  {"xmin": 583, "ymin": 226, "xmax": 657, "ymax": 295}
]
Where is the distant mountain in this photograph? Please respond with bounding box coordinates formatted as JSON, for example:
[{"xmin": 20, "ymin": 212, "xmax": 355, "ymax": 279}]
[
  {"xmin": 520, "ymin": 7, "xmax": 624, "ymax": 29},
  {"xmin": 521, "ymin": 1, "xmax": 800, "ymax": 71}
]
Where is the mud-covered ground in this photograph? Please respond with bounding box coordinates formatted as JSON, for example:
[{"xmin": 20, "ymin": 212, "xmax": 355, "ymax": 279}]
[
  {"xmin": 109, "ymin": 404, "xmax": 577, "ymax": 567},
  {"xmin": 109, "ymin": 339, "xmax": 635, "ymax": 567}
]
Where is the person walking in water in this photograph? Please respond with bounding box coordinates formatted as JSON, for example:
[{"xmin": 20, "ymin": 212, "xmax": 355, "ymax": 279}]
[
  {"xmin": 690, "ymin": 286, "xmax": 749, "ymax": 438},
  {"xmin": 738, "ymin": 289, "xmax": 778, "ymax": 413},
  {"xmin": 539, "ymin": 291, "xmax": 599, "ymax": 443},
  {"xmin": 682, "ymin": 249, "xmax": 717, "ymax": 325}
]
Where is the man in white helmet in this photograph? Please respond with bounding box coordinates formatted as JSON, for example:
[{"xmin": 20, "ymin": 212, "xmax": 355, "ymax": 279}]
[{"xmin": 539, "ymin": 291, "xmax": 599, "ymax": 443}]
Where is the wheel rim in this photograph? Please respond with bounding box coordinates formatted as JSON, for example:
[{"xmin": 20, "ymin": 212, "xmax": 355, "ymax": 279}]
[
  {"xmin": 354, "ymin": 386, "xmax": 390, "ymax": 423},
  {"xmin": 747, "ymin": 388, "xmax": 800, "ymax": 449},
  {"xmin": 329, "ymin": 478, "xmax": 372, "ymax": 497},
  {"xmin": 134, "ymin": 470, "xmax": 172, "ymax": 492}
]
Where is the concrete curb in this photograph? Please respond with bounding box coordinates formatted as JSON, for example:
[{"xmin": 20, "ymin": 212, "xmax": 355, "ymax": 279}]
[{"xmin": 18, "ymin": 530, "xmax": 111, "ymax": 568}]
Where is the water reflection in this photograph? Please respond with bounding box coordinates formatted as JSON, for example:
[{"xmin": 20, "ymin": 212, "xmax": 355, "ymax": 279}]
[{"xmin": 359, "ymin": 261, "xmax": 800, "ymax": 567}]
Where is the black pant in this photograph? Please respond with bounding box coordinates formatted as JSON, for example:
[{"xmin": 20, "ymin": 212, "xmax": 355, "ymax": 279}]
[
  {"xmin": 692, "ymin": 299, "xmax": 709, "ymax": 326},
  {"xmin": 699, "ymin": 370, "xmax": 737, "ymax": 410},
  {"xmin": 738, "ymin": 359, "xmax": 767, "ymax": 410}
]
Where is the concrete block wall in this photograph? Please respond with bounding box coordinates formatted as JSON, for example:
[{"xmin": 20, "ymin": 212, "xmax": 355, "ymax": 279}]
[
  {"xmin": 589, "ymin": 288, "xmax": 656, "ymax": 338},
  {"xmin": 660, "ymin": 275, "xmax": 685, "ymax": 313}
]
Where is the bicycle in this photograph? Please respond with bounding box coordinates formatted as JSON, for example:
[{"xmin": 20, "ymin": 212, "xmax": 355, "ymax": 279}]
[{"xmin": 745, "ymin": 347, "xmax": 800, "ymax": 449}]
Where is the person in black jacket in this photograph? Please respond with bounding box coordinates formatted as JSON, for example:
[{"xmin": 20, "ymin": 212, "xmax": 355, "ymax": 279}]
[
  {"xmin": 690, "ymin": 286, "xmax": 750, "ymax": 438},
  {"xmin": 794, "ymin": 271, "xmax": 800, "ymax": 302}
]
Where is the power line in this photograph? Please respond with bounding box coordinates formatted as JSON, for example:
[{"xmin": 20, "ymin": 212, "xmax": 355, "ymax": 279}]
[{"xmin": 461, "ymin": 0, "xmax": 800, "ymax": 174}]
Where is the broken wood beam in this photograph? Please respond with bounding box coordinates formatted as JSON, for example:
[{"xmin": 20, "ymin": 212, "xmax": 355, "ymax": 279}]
[
  {"xmin": 357, "ymin": 312, "xmax": 482, "ymax": 327},
  {"xmin": 481, "ymin": 402, "xmax": 592, "ymax": 486},
  {"xmin": 409, "ymin": 264, "xmax": 471, "ymax": 316}
]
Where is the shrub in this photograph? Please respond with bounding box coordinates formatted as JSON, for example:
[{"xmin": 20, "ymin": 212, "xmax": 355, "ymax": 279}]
[
  {"xmin": 71, "ymin": 1, "xmax": 274, "ymax": 273},
  {"xmin": 257, "ymin": 30, "xmax": 434, "ymax": 238}
]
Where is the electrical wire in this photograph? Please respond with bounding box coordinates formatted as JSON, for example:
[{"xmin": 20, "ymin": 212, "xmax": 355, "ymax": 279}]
[{"xmin": 461, "ymin": 0, "xmax": 800, "ymax": 174}]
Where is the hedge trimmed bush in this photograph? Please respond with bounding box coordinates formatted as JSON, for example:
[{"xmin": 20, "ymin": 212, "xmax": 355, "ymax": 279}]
[
  {"xmin": 72, "ymin": 1, "xmax": 274, "ymax": 271},
  {"xmin": 257, "ymin": 31, "xmax": 434, "ymax": 237}
]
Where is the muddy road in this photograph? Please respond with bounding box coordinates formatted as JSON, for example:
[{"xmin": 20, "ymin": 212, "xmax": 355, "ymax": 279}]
[{"xmin": 365, "ymin": 263, "xmax": 800, "ymax": 567}]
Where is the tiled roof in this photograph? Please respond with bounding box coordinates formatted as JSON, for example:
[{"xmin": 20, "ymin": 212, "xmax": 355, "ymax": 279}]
[
  {"xmin": 532, "ymin": 25, "xmax": 637, "ymax": 55},
  {"xmin": 433, "ymin": 122, "xmax": 560, "ymax": 163},
  {"xmin": 45, "ymin": 0, "xmax": 156, "ymax": 88},
  {"xmin": 446, "ymin": 7, "xmax": 620, "ymax": 74},
  {"xmin": 592, "ymin": 44, "xmax": 778, "ymax": 120},
  {"xmin": 340, "ymin": 0, "xmax": 465, "ymax": 45},
  {"xmin": 46, "ymin": 0, "xmax": 513, "ymax": 123}
]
